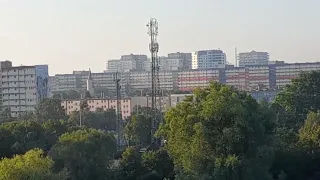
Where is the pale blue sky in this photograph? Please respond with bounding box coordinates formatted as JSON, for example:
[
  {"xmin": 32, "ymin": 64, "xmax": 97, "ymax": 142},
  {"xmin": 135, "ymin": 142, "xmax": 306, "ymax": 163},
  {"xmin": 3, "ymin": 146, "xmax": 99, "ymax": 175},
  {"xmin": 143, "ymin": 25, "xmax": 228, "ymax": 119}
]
[{"xmin": 0, "ymin": 0, "xmax": 319, "ymax": 75}]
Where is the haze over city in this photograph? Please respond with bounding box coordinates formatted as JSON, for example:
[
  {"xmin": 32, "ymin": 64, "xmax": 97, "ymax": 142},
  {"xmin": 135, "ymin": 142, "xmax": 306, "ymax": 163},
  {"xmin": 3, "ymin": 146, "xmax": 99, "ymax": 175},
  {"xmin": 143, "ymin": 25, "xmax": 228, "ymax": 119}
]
[{"xmin": 0, "ymin": 0, "xmax": 320, "ymax": 75}]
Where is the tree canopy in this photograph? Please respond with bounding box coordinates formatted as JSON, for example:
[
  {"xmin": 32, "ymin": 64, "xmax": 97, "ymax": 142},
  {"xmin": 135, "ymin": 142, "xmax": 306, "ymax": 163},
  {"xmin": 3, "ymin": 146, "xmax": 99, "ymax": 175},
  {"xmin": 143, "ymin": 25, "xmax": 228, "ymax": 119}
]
[
  {"xmin": 273, "ymin": 71, "xmax": 320, "ymax": 130},
  {"xmin": 159, "ymin": 82, "xmax": 275, "ymax": 179},
  {"xmin": 35, "ymin": 98, "xmax": 66, "ymax": 121},
  {"xmin": 49, "ymin": 128, "xmax": 117, "ymax": 180},
  {"xmin": 0, "ymin": 148, "xmax": 68, "ymax": 180}
]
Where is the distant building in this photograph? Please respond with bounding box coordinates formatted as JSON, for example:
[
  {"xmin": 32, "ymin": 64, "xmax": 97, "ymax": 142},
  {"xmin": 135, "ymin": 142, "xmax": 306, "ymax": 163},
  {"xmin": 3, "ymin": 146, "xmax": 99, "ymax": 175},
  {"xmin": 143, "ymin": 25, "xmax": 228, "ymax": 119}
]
[
  {"xmin": 269, "ymin": 60, "xmax": 285, "ymax": 65},
  {"xmin": 167, "ymin": 52, "xmax": 192, "ymax": 70},
  {"xmin": 61, "ymin": 98, "xmax": 132, "ymax": 120},
  {"xmin": 249, "ymin": 90, "xmax": 279, "ymax": 102},
  {"xmin": 0, "ymin": 61, "xmax": 49, "ymax": 117},
  {"xmin": 238, "ymin": 51, "xmax": 269, "ymax": 67},
  {"xmin": 106, "ymin": 54, "xmax": 148, "ymax": 72},
  {"xmin": 106, "ymin": 59, "xmax": 121, "ymax": 72},
  {"xmin": 86, "ymin": 69, "xmax": 94, "ymax": 96},
  {"xmin": 50, "ymin": 62, "xmax": 320, "ymax": 95},
  {"xmin": 192, "ymin": 50, "xmax": 226, "ymax": 69}
]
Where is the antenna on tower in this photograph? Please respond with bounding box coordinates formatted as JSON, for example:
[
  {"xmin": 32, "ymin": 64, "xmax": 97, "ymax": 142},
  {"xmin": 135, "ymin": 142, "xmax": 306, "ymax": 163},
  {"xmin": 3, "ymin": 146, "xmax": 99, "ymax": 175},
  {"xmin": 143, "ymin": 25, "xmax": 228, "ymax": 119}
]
[{"xmin": 147, "ymin": 18, "xmax": 161, "ymax": 144}]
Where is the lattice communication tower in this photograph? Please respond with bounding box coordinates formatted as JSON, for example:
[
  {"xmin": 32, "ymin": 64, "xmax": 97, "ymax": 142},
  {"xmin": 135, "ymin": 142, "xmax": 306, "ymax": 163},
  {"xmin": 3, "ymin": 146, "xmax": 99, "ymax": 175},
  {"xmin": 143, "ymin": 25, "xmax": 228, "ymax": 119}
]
[{"xmin": 147, "ymin": 18, "xmax": 161, "ymax": 143}]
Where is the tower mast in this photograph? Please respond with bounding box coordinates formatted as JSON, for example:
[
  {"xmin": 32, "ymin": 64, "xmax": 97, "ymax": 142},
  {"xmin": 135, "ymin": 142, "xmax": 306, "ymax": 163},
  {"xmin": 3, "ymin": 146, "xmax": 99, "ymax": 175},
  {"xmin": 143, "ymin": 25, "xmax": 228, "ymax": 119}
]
[
  {"xmin": 114, "ymin": 72, "xmax": 122, "ymax": 148},
  {"xmin": 147, "ymin": 18, "xmax": 160, "ymax": 143}
]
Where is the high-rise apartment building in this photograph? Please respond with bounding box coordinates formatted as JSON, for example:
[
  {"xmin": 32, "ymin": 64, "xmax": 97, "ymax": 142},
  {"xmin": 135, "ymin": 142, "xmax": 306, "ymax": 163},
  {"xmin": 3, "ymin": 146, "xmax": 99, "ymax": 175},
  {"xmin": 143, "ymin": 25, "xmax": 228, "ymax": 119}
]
[
  {"xmin": 0, "ymin": 61, "xmax": 49, "ymax": 117},
  {"xmin": 238, "ymin": 51, "xmax": 269, "ymax": 67},
  {"xmin": 192, "ymin": 50, "xmax": 226, "ymax": 69},
  {"xmin": 167, "ymin": 52, "xmax": 192, "ymax": 70},
  {"xmin": 106, "ymin": 54, "xmax": 148, "ymax": 72}
]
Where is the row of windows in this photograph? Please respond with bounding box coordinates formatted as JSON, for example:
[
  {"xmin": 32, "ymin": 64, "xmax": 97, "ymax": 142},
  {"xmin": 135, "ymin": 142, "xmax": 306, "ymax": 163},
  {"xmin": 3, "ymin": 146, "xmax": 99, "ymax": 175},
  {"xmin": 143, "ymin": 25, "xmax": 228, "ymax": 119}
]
[
  {"xmin": 2, "ymin": 81, "xmax": 36, "ymax": 84},
  {"xmin": 2, "ymin": 75, "xmax": 34, "ymax": 78},
  {"xmin": 3, "ymin": 99, "xmax": 36, "ymax": 102}
]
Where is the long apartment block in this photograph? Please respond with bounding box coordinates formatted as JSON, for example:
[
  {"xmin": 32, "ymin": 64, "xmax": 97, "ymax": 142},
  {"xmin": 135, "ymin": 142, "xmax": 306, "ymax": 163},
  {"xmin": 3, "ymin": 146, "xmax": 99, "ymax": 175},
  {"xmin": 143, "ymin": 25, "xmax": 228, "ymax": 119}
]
[{"xmin": 50, "ymin": 62, "xmax": 320, "ymax": 93}]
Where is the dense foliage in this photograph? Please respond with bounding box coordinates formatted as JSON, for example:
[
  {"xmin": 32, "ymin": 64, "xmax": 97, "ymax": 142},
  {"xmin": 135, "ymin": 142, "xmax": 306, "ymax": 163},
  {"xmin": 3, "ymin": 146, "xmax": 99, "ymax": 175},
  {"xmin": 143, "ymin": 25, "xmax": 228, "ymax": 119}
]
[
  {"xmin": 0, "ymin": 149, "xmax": 68, "ymax": 180},
  {"xmin": 159, "ymin": 82, "xmax": 275, "ymax": 179}
]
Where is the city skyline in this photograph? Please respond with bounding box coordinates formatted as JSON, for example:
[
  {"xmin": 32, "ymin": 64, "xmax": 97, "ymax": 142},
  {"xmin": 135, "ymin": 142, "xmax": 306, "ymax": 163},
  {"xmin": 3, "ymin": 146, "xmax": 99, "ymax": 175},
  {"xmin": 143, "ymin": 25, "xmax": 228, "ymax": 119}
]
[{"xmin": 0, "ymin": 0, "xmax": 320, "ymax": 75}]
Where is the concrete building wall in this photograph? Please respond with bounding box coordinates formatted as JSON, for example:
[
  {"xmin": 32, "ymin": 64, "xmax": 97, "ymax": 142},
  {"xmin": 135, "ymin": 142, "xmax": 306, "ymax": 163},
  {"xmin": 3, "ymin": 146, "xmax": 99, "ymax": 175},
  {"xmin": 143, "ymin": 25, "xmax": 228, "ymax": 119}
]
[
  {"xmin": 238, "ymin": 51, "xmax": 269, "ymax": 67},
  {"xmin": 0, "ymin": 62, "xmax": 49, "ymax": 117},
  {"xmin": 51, "ymin": 62, "xmax": 320, "ymax": 94},
  {"xmin": 192, "ymin": 50, "xmax": 226, "ymax": 69},
  {"xmin": 61, "ymin": 98, "xmax": 131, "ymax": 120}
]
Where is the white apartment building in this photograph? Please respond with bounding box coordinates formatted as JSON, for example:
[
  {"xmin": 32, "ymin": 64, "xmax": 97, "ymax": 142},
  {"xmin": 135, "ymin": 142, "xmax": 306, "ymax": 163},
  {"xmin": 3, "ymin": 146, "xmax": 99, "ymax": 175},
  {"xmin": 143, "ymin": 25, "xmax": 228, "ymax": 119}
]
[
  {"xmin": 167, "ymin": 52, "xmax": 192, "ymax": 70},
  {"xmin": 129, "ymin": 71, "xmax": 174, "ymax": 91},
  {"xmin": 106, "ymin": 60, "xmax": 121, "ymax": 72},
  {"xmin": 50, "ymin": 71, "xmax": 126, "ymax": 94},
  {"xmin": 238, "ymin": 51, "xmax": 269, "ymax": 67},
  {"xmin": 106, "ymin": 54, "xmax": 148, "ymax": 72},
  {"xmin": 192, "ymin": 50, "xmax": 226, "ymax": 69},
  {"xmin": 0, "ymin": 61, "xmax": 49, "ymax": 117}
]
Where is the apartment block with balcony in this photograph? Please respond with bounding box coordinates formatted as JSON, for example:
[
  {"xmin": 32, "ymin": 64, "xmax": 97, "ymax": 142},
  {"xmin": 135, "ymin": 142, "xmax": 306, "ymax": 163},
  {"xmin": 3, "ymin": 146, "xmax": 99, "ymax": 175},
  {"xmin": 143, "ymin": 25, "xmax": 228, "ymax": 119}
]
[
  {"xmin": 192, "ymin": 50, "xmax": 226, "ymax": 69},
  {"xmin": 50, "ymin": 62, "xmax": 320, "ymax": 95},
  {"xmin": 106, "ymin": 54, "xmax": 148, "ymax": 73},
  {"xmin": 0, "ymin": 61, "xmax": 49, "ymax": 117},
  {"xmin": 238, "ymin": 51, "xmax": 269, "ymax": 67}
]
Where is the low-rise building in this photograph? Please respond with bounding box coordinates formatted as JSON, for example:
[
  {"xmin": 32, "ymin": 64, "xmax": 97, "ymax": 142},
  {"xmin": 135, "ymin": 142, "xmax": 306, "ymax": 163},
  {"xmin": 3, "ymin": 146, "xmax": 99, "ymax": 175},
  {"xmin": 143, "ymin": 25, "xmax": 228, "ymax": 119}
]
[{"xmin": 61, "ymin": 98, "xmax": 132, "ymax": 120}]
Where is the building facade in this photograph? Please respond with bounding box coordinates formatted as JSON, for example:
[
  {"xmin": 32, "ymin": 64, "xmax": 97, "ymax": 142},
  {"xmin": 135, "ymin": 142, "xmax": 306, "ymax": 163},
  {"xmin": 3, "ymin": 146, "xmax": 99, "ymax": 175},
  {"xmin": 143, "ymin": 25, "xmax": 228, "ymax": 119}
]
[
  {"xmin": 61, "ymin": 98, "xmax": 132, "ymax": 120},
  {"xmin": 238, "ymin": 51, "xmax": 269, "ymax": 67},
  {"xmin": 0, "ymin": 61, "xmax": 49, "ymax": 117},
  {"xmin": 192, "ymin": 50, "xmax": 226, "ymax": 69},
  {"xmin": 50, "ymin": 62, "xmax": 320, "ymax": 96},
  {"xmin": 167, "ymin": 52, "xmax": 192, "ymax": 70},
  {"xmin": 61, "ymin": 96, "xmax": 170, "ymax": 120},
  {"xmin": 106, "ymin": 54, "xmax": 148, "ymax": 72}
]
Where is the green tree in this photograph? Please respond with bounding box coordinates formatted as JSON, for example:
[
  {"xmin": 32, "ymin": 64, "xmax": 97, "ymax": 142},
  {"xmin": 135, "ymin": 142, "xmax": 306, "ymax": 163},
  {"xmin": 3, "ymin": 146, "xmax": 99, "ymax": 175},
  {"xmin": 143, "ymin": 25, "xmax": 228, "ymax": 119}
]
[
  {"xmin": 271, "ymin": 112, "xmax": 320, "ymax": 180},
  {"xmin": 68, "ymin": 109, "xmax": 117, "ymax": 130},
  {"xmin": 124, "ymin": 114, "xmax": 151, "ymax": 146},
  {"xmin": 270, "ymin": 71, "xmax": 320, "ymax": 180},
  {"xmin": 273, "ymin": 71, "xmax": 320, "ymax": 131},
  {"xmin": 67, "ymin": 90, "xmax": 81, "ymax": 99},
  {"xmin": 0, "ymin": 108, "xmax": 14, "ymax": 122},
  {"xmin": 35, "ymin": 98, "xmax": 66, "ymax": 121},
  {"xmin": 50, "ymin": 129, "xmax": 117, "ymax": 180},
  {"xmin": 0, "ymin": 148, "xmax": 68, "ymax": 180},
  {"xmin": 0, "ymin": 120, "xmax": 46, "ymax": 158},
  {"xmin": 141, "ymin": 149, "xmax": 174, "ymax": 179},
  {"xmin": 42, "ymin": 120, "xmax": 80, "ymax": 151},
  {"xmin": 117, "ymin": 147, "xmax": 145, "ymax": 180},
  {"xmin": 158, "ymin": 82, "xmax": 275, "ymax": 179}
]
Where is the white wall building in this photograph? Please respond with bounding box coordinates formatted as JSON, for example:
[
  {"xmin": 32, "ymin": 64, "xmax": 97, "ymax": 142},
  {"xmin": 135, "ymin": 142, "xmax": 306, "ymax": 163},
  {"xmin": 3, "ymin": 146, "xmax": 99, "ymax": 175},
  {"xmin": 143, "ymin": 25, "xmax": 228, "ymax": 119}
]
[
  {"xmin": 0, "ymin": 61, "xmax": 49, "ymax": 117},
  {"xmin": 106, "ymin": 54, "xmax": 148, "ymax": 72},
  {"xmin": 192, "ymin": 50, "xmax": 226, "ymax": 69},
  {"xmin": 167, "ymin": 52, "xmax": 192, "ymax": 70},
  {"xmin": 106, "ymin": 60, "xmax": 121, "ymax": 72},
  {"xmin": 238, "ymin": 51, "xmax": 269, "ymax": 67}
]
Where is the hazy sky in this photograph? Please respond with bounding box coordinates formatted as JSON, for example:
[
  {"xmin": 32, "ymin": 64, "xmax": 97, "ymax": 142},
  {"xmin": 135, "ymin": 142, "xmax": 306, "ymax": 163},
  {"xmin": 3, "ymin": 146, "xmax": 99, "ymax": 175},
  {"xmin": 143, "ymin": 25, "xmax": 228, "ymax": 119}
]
[{"xmin": 0, "ymin": 0, "xmax": 319, "ymax": 75}]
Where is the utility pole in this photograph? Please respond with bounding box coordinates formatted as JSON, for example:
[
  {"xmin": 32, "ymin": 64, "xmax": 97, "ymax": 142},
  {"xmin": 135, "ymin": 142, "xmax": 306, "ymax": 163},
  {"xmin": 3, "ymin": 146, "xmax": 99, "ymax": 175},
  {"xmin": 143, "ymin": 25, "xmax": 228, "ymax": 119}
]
[
  {"xmin": 114, "ymin": 72, "xmax": 121, "ymax": 148},
  {"xmin": 147, "ymin": 18, "xmax": 160, "ymax": 144},
  {"xmin": 79, "ymin": 93, "xmax": 83, "ymax": 127}
]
